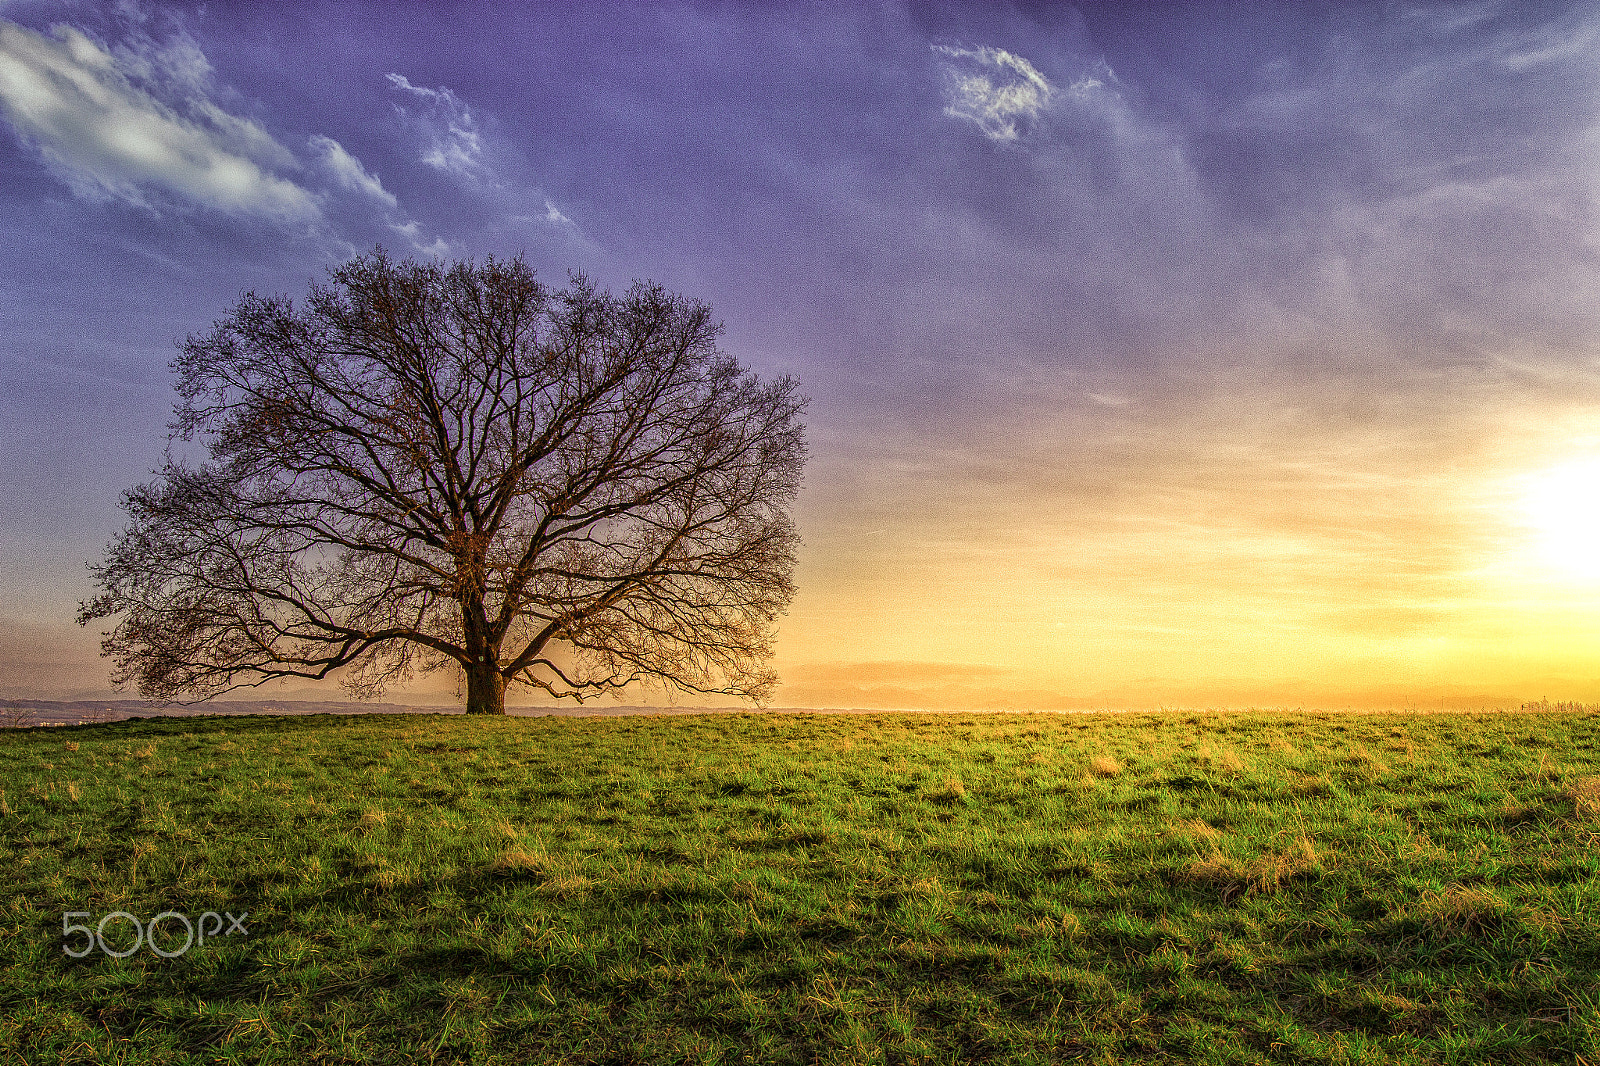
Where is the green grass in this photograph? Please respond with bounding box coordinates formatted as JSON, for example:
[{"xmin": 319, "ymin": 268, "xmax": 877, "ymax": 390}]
[{"xmin": 4, "ymin": 709, "xmax": 1600, "ymax": 1064}]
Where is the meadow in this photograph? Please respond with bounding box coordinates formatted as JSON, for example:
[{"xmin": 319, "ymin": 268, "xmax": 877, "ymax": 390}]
[{"xmin": 2, "ymin": 708, "xmax": 1599, "ymax": 1064}]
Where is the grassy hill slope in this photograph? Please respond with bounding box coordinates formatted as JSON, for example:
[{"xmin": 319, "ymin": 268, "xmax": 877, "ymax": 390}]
[{"xmin": 3, "ymin": 710, "xmax": 1599, "ymax": 1063}]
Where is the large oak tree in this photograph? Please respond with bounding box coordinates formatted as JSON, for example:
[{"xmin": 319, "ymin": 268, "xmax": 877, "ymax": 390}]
[{"xmin": 80, "ymin": 251, "xmax": 806, "ymax": 714}]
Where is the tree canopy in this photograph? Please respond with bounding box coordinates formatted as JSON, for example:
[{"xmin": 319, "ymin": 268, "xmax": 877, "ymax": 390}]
[{"xmin": 80, "ymin": 251, "xmax": 806, "ymax": 714}]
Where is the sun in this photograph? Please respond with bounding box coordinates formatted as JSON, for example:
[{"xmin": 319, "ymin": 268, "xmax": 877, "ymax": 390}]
[{"xmin": 1522, "ymin": 456, "xmax": 1600, "ymax": 581}]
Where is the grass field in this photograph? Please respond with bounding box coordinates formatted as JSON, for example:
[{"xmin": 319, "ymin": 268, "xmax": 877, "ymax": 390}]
[{"xmin": 3, "ymin": 709, "xmax": 1600, "ymax": 1064}]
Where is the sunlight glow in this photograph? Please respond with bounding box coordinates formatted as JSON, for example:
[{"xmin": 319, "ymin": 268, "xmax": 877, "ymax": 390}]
[{"xmin": 1522, "ymin": 456, "xmax": 1600, "ymax": 581}]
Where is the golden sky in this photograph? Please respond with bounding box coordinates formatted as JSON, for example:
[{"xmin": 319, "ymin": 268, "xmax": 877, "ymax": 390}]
[{"xmin": 773, "ymin": 360, "xmax": 1600, "ymax": 709}]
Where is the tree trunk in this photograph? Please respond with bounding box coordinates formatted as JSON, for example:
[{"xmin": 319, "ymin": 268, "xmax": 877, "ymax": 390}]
[{"xmin": 465, "ymin": 659, "xmax": 507, "ymax": 715}]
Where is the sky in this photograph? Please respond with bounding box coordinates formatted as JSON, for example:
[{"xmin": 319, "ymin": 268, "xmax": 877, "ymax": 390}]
[{"xmin": 3, "ymin": 0, "xmax": 1600, "ymax": 709}]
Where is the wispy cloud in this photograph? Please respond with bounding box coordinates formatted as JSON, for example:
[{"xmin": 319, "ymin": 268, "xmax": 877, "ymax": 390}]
[
  {"xmin": 1400, "ymin": 3, "xmax": 1502, "ymax": 37},
  {"xmin": 385, "ymin": 72, "xmax": 484, "ymax": 176},
  {"xmin": 0, "ymin": 19, "xmax": 316, "ymax": 219},
  {"xmin": 543, "ymin": 198, "xmax": 571, "ymax": 225},
  {"xmin": 1498, "ymin": 17, "xmax": 1600, "ymax": 71},
  {"xmin": 310, "ymin": 111, "xmax": 455, "ymax": 255},
  {"xmin": 932, "ymin": 44, "xmax": 1053, "ymax": 142},
  {"xmin": 309, "ymin": 133, "xmax": 397, "ymax": 209},
  {"xmin": 384, "ymin": 73, "xmax": 581, "ymax": 251},
  {"xmin": 384, "ymin": 72, "xmax": 589, "ymax": 248},
  {"xmin": 388, "ymin": 220, "xmax": 452, "ymax": 258}
]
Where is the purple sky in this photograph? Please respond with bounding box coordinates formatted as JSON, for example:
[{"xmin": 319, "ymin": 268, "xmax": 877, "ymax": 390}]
[{"xmin": 4, "ymin": 1, "xmax": 1600, "ymax": 707}]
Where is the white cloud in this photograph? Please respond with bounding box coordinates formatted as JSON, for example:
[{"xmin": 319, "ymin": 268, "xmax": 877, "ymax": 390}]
[
  {"xmin": 1401, "ymin": 3, "xmax": 1502, "ymax": 37},
  {"xmin": 0, "ymin": 19, "xmax": 316, "ymax": 219},
  {"xmin": 317, "ymin": 134, "xmax": 452, "ymax": 256},
  {"xmin": 386, "ymin": 72, "xmax": 483, "ymax": 176},
  {"xmin": 389, "ymin": 219, "xmax": 452, "ymax": 258},
  {"xmin": 1499, "ymin": 18, "xmax": 1600, "ymax": 71},
  {"xmin": 309, "ymin": 134, "xmax": 397, "ymax": 209},
  {"xmin": 932, "ymin": 44, "xmax": 1053, "ymax": 142},
  {"xmin": 110, "ymin": 27, "xmax": 296, "ymax": 169},
  {"xmin": 543, "ymin": 198, "xmax": 571, "ymax": 225}
]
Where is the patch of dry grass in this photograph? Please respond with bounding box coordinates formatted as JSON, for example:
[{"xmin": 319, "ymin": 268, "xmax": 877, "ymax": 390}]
[
  {"xmin": 1343, "ymin": 744, "xmax": 1388, "ymax": 773},
  {"xmin": 1176, "ymin": 818, "xmax": 1223, "ymax": 845},
  {"xmin": 1089, "ymin": 755, "xmax": 1121, "ymax": 777},
  {"xmin": 1406, "ymin": 885, "xmax": 1513, "ymax": 935},
  {"xmin": 1182, "ymin": 833, "xmax": 1320, "ymax": 901},
  {"xmin": 928, "ymin": 776, "xmax": 968, "ymax": 804},
  {"xmin": 534, "ymin": 872, "xmax": 593, "ymax": 899},
  {"xmin": 1565, "ymin": 776, "xmax": 1600, "ymax": 819},
  {"xmin": 498, "ymin": 846, "xmax": 591, "ymax": 899},
  {"xmin": 1494, "ymin": 798, "xmax": 1538, "ymax": 825},
  {"xmin": 1203, "ymin": 749, "xmax": 1245, "ymax": 773},
  {"xmin": 493, "ymin": 845, "xmax": 546, "ymax": 873}
]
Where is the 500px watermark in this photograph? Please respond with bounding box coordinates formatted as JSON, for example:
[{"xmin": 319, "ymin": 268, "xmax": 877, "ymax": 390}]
[{"xmin": 62, "ymin": 910, "xmax": 249, "ymax": 958}]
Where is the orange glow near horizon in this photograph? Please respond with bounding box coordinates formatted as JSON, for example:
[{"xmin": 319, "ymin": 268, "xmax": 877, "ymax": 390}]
[
  {"xmin": 765, "ymin": 403, "xmax": 1600, "ymax": 711},
  {"xmin": 11, "ymin": 421, "xmax": 1600, "ymax": 710}
]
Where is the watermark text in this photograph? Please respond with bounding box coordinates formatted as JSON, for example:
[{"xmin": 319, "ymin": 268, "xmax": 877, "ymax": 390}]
[{"xmin": 63, "ymin": 910, "xmax": 248, "ymax": 958}]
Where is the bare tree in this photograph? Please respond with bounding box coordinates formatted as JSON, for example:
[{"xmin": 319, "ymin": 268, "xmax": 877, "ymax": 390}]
[{"xmin": 79, "ymin": 251, "xmax": 806, "ymax": 714}]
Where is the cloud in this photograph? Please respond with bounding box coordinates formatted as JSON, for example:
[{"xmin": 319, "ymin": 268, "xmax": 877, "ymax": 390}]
[
  {"xmin": 386, "ymin": 71, "xmax": 484, "ymax": 176},
  {"xmin": 1499, "ymin": 18, "xmax": 1600, "ymax": 71},
  {"xmin": 109, "ymin": 23, "xmax": 298, "ymax": 171},
  {"xmin": 309, "ymin": 133, "xmax": 397, "ymax": 208},
  {"xmin": 932, "ymin": 44, "xmax": 1053, "ymax": 142},
  {"xmin": 386, "ymin": 73, "xmax": 586, "ymax": 249},
  {"xmin": 321, "ymin": 144, "xmax": 448, "ymax": 254},
  {"xmin": 389, "ymin": 220, "xmax": 452, "ymax": 258},
  {"xmin": 0, "ymin": 19, "xmax": 316, "ymax": 219},
  {"xmin": 1400, "ymin": 3, "xmax": 1502, "ymax": 37}
]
